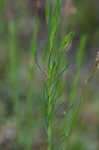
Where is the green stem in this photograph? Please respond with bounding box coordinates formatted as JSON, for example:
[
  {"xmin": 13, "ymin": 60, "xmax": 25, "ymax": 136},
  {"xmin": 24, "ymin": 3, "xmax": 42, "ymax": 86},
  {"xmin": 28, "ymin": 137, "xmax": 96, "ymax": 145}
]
[{"xmin": 47, "ymin": 64, "xmax": 53, "ymax": 150}]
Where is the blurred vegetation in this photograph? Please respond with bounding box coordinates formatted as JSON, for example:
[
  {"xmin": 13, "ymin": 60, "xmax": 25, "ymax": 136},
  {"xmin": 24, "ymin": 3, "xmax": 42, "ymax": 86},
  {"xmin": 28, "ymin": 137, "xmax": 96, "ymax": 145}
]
[{"xmin": 0, "ymin": 0, "xmax": 99, "ymax": 150}]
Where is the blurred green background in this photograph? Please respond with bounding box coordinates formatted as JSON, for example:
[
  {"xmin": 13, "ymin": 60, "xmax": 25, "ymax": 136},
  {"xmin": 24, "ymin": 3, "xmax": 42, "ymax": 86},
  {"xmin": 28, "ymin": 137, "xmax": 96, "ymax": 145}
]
[{"xmin": 0, "ymin": 0, "xmax": 99, "ymax": 150}]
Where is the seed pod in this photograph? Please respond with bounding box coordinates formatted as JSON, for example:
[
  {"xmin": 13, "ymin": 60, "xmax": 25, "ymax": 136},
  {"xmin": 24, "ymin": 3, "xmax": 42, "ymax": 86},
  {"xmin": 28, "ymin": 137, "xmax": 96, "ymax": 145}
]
[{"xmin": 96, "ymin": 51, "xmax": 99, "ymax": 69}]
